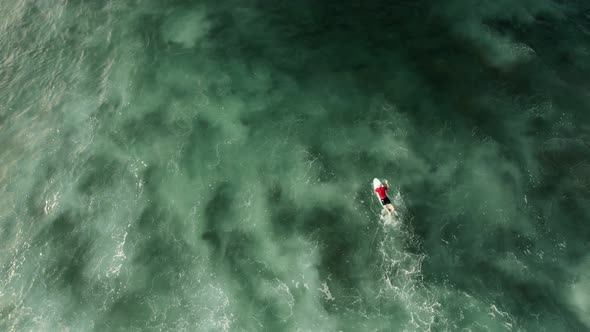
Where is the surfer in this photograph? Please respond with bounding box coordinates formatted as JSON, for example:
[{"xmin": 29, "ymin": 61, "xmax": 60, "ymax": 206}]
[{"xmin": 374, "ymin": 179, "xmax": 398, "ymax": 216}]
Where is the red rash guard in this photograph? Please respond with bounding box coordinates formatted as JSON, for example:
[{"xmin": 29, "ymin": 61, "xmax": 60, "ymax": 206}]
[{"xmin": 375, "ymin": 186, "xmax": 389, "ymax": 199}]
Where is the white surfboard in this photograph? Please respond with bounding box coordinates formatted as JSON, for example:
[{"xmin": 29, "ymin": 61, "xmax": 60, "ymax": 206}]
[{"xmin": 372, "ymin": 178, "xmax": 382, "ymax": 190}]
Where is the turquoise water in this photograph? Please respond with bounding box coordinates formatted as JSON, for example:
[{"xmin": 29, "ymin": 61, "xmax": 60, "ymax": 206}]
[{"xmin": 1, "ymin": 0, "xmax": 590, "ymax": 331}]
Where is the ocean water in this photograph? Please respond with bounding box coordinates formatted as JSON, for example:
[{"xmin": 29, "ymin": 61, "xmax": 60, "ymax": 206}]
[{"xmin": 1, "ymin": 0, "xmax": 590, "ymax": 331}]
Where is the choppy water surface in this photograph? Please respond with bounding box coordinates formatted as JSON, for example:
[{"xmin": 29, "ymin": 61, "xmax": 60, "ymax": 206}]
[{"xmin": 1, "ymin": 0, "xmax": 590, "ymax": 331}]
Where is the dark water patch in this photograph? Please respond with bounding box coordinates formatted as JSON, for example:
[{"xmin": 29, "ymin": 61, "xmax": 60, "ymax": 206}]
[
  {"xmin": 95, "ymin": 291, "xmax": 150, "ymax": 331},
  {"xmin": 202, "ymin": 182, "xmax": 238, "ymax": 259},
  {"xmin": 77, "ymin": 153, "xmax": 127, "ymax": 195},
  {"xmin": 33, "ymin": 210, "xmax": 93, "ymax": 304}
]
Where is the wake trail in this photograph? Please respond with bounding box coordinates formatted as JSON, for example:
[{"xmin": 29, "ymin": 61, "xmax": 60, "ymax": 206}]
[{"xmin": 368, "ymin": 189, "xmax": 444, "ymax": 330}]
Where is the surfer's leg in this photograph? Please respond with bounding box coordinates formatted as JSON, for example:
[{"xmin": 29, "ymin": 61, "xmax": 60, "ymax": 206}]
[
  {"xmin": 386, "ymin": 204, "xmax": 398, "ymax": 216},
  {"xmin": 382, "ymin": 197, "xmax": 393, "ymax": 215},
  {"xmin": 392, "ymin": 206, "xmax": 398, "ymax": 216}
]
